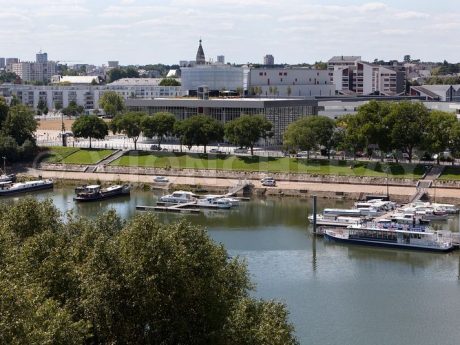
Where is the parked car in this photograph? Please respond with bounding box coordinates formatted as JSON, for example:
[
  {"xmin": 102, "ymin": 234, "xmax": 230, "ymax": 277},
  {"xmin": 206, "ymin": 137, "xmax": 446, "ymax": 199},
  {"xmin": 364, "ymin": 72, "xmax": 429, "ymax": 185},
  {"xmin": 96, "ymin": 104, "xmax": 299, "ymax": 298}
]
[
  {"xmin": 153, "ymin": 176, "xmax": 169, "ymax": 183},
  {"xmin": 296, "ymin": 151, "xmax": 309, "ymax": 158},
  {"xmin": 150, "ymin": 145, "xmax": 161, "ymax": 151},
  {"xmin": 260, "ymin": 176, "xmax": 275, "ymax": 182},
  {"xmin": 234, "ymin": 148, "xmax": 248, "ymax": 154},
  {"xmin": 262, "ymin": 179, "xmax": 276, "ymax": 187},
  {"xmin": 209, "ymin": 148, "xmax": 224, "ymax": 154}
]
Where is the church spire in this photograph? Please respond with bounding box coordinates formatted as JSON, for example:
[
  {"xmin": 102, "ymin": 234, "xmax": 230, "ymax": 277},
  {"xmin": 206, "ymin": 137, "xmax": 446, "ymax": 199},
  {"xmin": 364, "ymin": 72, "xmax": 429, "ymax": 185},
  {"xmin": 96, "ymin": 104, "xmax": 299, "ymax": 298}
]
[{"xmin": 196, "ymin": 39, "xmax": 206, "ymax": 65}]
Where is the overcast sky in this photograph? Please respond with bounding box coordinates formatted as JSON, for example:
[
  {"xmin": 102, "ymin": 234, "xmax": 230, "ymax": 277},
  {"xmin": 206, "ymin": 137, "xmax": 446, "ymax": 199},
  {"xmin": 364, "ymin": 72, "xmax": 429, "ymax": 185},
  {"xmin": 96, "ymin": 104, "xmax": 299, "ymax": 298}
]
[{"xmin": 1, "ymin": 0, "xmax": 459, "ymax": 66}]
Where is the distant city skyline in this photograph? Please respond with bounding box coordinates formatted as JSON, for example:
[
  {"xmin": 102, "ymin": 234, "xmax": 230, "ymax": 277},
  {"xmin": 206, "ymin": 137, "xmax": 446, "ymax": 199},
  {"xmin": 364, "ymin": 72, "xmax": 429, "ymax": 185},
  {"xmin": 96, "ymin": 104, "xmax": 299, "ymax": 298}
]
[{"xmin": 0, "ymin": 0, "xmax": 459, "ymax": 65}]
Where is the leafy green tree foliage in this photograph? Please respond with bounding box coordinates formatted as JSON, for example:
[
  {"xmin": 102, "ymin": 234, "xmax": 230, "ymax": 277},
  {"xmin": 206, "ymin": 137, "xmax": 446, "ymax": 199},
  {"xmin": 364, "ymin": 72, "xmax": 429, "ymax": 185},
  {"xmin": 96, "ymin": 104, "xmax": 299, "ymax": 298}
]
[
  {"xmin": 72, "ymin": 115, "xmax": 109, "ymax": 148},
  {"xmin": 107, "ymin": 67, "xmax": 140, "ymax": 83},
  {"xmin": 62, "ymin": 101, "xmax": 84, "ymax": 117},
  {"xmin": 335, "ymin": 114, "xmax": 366, "ymax": 158},
  {"xmin": 159, "ymin": 78, "xmax": 181, "ymax": 86},
  {"xmin": 283, "ymin": 116, "xmax": 335, "ymax": 158},
  {"xmin": 347, "ymin": 100, "xmax": 393, "ymax": 158},
  {"xmin": 99, "ymin": 91, "xmax": 125, "ymax": 117},
  {"xmin": 0, "ymin": 97, "xmax": 9, "ymax": 125},
  {"xmin": 37, "ymin": 98, "xmax": 47, "ymax": 115},
  {"xmin": 9, "ymin": 95, "xmax": 20, "ymax": 107},
  {"xmin": 177, "ymin": 115, "xmax": 224, "ymax": 153},
  {"xmin": 0, "ymin": 71, "xmax": 19, "ymax": 83},
  {"xmin": 110, "ymin": 112, "xmax": 146, "ymax": 150},
  {"xmin": 0, "ymin": 198, "xmax": 298, "ymax": 345},
  {"xmin": 385, "ymin": 102, "xmax": 429, "ymax": 162},
  {"xmin": 225, "ymin": 115, "xmax": 273, "ymax": 155},
  {"xmin": 2, "ymin": 104, "xmax": 37, "ymax": 145},
  {"xmin": 423, "ymin": 110, "xmax": 457, "ymax": 164},
  {"xmin": 449, "ymin": 122, "xmax": 460, "ymax": 162},
  {"xmin": 141, "ymin": 112, "xmax": 176, "ymax": 147}
]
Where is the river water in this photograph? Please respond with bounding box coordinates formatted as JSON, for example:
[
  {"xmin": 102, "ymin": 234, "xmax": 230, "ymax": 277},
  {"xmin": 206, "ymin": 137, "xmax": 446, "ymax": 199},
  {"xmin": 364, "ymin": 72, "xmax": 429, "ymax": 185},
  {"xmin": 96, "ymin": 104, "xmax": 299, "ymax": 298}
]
[{"xmin": 4, "ymin": 188, "xmax": 460, "ymax": 345}]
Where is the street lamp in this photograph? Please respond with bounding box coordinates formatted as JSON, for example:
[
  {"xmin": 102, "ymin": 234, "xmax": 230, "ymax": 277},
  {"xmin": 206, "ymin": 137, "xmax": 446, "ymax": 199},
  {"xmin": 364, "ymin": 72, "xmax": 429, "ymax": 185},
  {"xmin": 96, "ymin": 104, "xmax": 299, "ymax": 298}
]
[
  {"xmin": 2, "ymin": 156, "xmax": 5, "ymax": 175},
  {"xmin": 383, "ymin": 165, "xmax": 389, "ymax": 199}
]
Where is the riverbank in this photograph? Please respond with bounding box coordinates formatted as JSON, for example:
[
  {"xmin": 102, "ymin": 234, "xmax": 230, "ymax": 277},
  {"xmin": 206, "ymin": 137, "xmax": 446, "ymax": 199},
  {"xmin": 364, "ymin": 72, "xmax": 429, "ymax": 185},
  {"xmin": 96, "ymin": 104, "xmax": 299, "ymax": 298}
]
[{"xmin": 22, "ymin": 167, "xmax": 460, "ymax": 204}]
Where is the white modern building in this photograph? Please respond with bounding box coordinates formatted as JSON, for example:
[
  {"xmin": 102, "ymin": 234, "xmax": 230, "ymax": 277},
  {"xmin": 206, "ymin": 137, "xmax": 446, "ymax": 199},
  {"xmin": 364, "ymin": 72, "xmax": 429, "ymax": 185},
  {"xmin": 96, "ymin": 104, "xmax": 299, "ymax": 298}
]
[
  {"xmin": 181, "ymin": 65, "xmax": 247, "ymax": 93},
  {"xmin": 329, "ymin": 58, "xmax": 405, "ymax": 96},
  {"xmin": 248, "ymin": 68, "xmax": 335, "ymax": 97},
  {"xmin": 2, "ymin": 78, "xmax": 185, "ymax": 112}
]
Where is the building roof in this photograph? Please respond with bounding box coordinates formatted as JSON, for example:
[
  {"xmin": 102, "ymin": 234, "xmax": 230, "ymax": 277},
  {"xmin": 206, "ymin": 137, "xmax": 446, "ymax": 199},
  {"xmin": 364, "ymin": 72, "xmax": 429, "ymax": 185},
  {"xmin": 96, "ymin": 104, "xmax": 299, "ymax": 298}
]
[
  {"xmin": 55, "ymin": 76, "xmax": 99, "ymax": 84},
  {"xmin": 328, "ymin": 56, "xmax": 361, "ymax": 63},
  {"xmin": 109, "ymin": 78, "xmax": 163, "ymax": 86}
]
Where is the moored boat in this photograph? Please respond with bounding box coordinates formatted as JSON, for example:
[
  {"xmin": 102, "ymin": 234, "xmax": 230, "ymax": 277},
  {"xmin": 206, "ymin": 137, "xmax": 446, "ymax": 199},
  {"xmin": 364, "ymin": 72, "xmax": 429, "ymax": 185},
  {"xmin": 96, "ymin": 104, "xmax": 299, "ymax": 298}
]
[
  {"xmin": 197, "ymin": 196, "xmax": 232, "ymax": 209},
  {"xmin": 0, "ymin": 173, "xmax": 16, "ymax": 183},
  {"xmin": 74, "ymin": 184, "xmax": 130, "ymax": 202},
  {"xmin": 160, "ymin": 191, "xmax": 196, "ymax": 204},
  {"xmin": 0, "ymin": 179, "xmax": 53, "ymax": 196},
  {"xmin": 324, "ymin": 222, "xmax": 454, "ymax": 253}
]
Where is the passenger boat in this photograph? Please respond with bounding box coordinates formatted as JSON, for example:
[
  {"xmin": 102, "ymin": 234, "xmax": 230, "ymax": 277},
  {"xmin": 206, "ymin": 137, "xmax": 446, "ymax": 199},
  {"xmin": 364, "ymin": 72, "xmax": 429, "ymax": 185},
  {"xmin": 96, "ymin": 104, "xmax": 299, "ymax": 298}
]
[
  {"xmin": 324, "ymin": 222, "xmax": 454, "ymax": 252},
  {"xmin": 74, "ymin": 184, "xmax": 130, "ymax": 202},
  {"xmin": 160, "ymin": 191, "xmax": 196, "ymax": 204},
  {"xmin": 201, "ymin": 194, "xmax": 239, "ymax": 206},
  {"xmin": 197, "ymin": 196, "xmax": 232, "ymax": 209},
  {"xmin": 0, "ymin": 179, "xmax": 53, "ymax": 196},
  {"xmin": 322, "ymin": 208, "xmax": 362, "ymax": 217},
  {"xmin": 0, "ymin": 173, "xmax": 16, "ymax": 183},
  {"xmin": 308, "ymin": 214, "xmax": 366, "ymax": 227}
]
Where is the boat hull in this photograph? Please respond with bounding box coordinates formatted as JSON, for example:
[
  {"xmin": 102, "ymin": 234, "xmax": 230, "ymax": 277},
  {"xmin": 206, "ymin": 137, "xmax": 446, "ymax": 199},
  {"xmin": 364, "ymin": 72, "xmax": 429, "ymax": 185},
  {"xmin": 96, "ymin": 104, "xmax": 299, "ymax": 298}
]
[
  {"xmin": 0, "ymin": 182, "xmax": 53, "ymax": 195},
  {"xmin": 74, "ymin": 187, "xmax": 130, "ymax": 202},
  {"xmin": 324, "ymin": 232, "xmax": 454, "ymax": 253}
]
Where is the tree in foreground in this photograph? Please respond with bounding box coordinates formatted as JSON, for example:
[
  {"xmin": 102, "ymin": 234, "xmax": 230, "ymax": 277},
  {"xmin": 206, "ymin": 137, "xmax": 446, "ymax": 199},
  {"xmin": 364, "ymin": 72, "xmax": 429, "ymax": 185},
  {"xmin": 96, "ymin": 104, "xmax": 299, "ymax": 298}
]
[
  {"xmin": 225, "ymin": 115, "xmax": 273, "ymax": 155},
  {"xmin": 99, "ymin": 91, "xmax": 125, "ymax": 117},
  {"xmin": 176, "ymin": 115, "xmax": 224, "ymax": 153},
  {"xmin": 72, "ymin": 115, "xmax": 109, "ymax": 148},
  {"xmin": 141, "ymin": 112, "xmax": 176, "ymax": 148},
  {"xmin": 0, "ymin": 198, "xmax": 298, "ymax": 345},
  {"xmin": 110, "ymin": 111, "xmax": 146, "ymax": 150}
]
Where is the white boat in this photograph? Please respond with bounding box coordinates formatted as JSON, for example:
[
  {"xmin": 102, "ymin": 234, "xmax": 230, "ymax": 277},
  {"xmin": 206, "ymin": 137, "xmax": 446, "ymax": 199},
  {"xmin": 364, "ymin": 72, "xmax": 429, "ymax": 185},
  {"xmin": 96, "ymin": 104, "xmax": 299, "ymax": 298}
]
[
  {"xmin": 160, "ymin": 191, "xmax": 196, "ymax": 204},
  {"xmin": 197, "ymin": 196, "xmax": 232, "ymax": 209},
  {"xmin": 308, "ymin": 214, "xmax": 366, "ymax": 228},
  {"xmin": 432, "ymin": 203, "xmax": 459, "ymax": 214},
  {"xmin": 322, "ymin": 208, "xmax": 362, "ymax": 217},
  {"xmin": 324, "ymin": 222, "xmax": 454, "ymax": 252},
  {"xmin": 0, "ymin": 179, "xmax": 53, "ymax": 196},
  {"xmin": 202, "ymin": 194, "xmax": 239, "ymax": 206}
]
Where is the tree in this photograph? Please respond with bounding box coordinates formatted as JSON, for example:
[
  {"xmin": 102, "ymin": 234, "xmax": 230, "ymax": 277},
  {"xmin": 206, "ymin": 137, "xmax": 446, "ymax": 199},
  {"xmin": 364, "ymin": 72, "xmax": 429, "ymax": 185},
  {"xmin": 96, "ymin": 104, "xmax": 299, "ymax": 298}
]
[
  {"xmin": 225, "ymin": 115, "xmax": 273, "ymax": 155},
  {"xmin": 99, "ymin": 91, "xmax": 125, "ymax": 117},
  {"xmin": 287, "ymin": 85, "xmax": 292, "ymax": 97},
  {"xmin": 385, "ymin": 102, "xmax": 429, "ymax": 162},
  {"xmin": 423, "ymin": 110, "xmax": 457, "ymax": 164},
  {"xmin": 282, "ymin": 116, "xmax": 335, "ymax": 158},
  {"xmin": 62, "ymin": 101, "xmax": 84, "ymax": 117},
  {"xmin": 110, "ymin": 112, "xmax": 146, "ymax": 150},
  {"xmin": 0, "ymin": 198, "xmax": 298, "ymax": 345},
  {"xmin": 1, "ymin": 104, "xmax": 37, "ymax": 145},
  {"xmin": 141, "ymin": 112, "xmax": 176, "ymax": 147},
  {"xmin": 37, "ymin": 98, "xmax": 47, "ymax": 115},
  {"xmin": 177, "ymin": 115, "xmax": 224, "ymax": 153},
  {"xmin": 54, "ymin": 101, "xmax": 63, "ymax": 113},
  {"xmin": 313, "ymin": 61, "xmax": 328, "ymax": 70},
  {"xmin": 0, "ymin": 97, "xmax": 9, "ymax": 126},
  {"xmin": 159, "ymin": 78, "xmax": 181, "ymax": 86},
  {"xmin": 334, "ymin": 114, "xmax": 366, "ymax": 159},
  {"xmin": 449, "ymin": 122, "xmax": 460, "ymax": 163},
  {"xmin": 10, "ymin": 95, "xmax": 20, "ymax": 107},
  {"xmin": 71, "ymin": 115, "xmax": 109, "ymax": 148}
]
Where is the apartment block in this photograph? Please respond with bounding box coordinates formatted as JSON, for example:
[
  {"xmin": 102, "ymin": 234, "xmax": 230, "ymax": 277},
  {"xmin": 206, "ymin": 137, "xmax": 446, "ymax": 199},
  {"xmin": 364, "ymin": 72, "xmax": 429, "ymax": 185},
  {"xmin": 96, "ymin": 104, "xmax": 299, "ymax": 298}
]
[{"xmin": 248, "ymin": 68, "xmax": 335, "ymax": 97}]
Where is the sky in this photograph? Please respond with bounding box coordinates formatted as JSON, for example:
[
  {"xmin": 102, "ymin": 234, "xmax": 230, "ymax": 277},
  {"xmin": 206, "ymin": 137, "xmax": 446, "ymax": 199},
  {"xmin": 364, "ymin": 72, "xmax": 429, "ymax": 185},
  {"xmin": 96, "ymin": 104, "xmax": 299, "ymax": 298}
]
[{"xmin": 0, "ymin": 0, "xmax": 459, "ymax": 66}]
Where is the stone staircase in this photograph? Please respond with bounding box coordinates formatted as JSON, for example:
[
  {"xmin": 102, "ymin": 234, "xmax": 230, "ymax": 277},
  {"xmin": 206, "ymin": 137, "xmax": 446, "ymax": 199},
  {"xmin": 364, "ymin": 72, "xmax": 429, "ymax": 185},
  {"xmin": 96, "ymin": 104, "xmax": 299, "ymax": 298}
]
[{"xmin": 84, "ymin": 149, "xmax": 125, "ymax": 174}]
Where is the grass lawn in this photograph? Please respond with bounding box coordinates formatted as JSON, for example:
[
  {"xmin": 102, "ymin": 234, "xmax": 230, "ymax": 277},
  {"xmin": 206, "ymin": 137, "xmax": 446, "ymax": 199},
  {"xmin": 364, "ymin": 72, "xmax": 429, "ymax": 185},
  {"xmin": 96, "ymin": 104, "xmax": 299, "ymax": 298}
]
[
  {"xmin": 42, "ymin": 147, "xmax": 80, "ymax": 163},
  {"xmin": 61, "ymin": 149, "xmax": 114, "ymax": 164},
  {"xmin": 110, "ymin": 152, "xmax": 426, "ymax": 179},
  {"xmin": 438, "ymin": 166, "xmax": 460, "ymax": 181}
]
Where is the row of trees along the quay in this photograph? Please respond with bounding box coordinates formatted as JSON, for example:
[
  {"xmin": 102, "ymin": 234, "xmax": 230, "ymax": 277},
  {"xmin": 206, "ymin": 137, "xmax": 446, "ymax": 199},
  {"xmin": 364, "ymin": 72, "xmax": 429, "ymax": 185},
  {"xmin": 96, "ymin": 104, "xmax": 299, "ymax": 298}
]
[
  {"xmin": 283, "ymin": 100, "xmax": 460, "ymax": 164},
  {"xmin": 0, "ymin": 198, "xmax": 299, "ymax": 345},
  {"xmin": 0, "ymin": 97, "xmax": 38, "ymax": 162}
]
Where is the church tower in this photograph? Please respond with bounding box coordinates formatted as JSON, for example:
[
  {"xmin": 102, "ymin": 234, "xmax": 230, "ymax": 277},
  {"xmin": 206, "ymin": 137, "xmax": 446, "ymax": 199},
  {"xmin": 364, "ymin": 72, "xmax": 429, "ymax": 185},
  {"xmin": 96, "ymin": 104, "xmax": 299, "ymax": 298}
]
[{"xmin": 196, "ymin": 39, "xmax": 206, "ymax": 65}]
